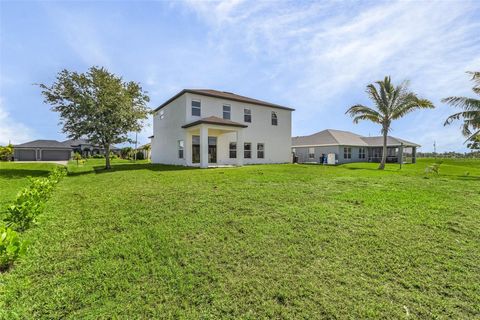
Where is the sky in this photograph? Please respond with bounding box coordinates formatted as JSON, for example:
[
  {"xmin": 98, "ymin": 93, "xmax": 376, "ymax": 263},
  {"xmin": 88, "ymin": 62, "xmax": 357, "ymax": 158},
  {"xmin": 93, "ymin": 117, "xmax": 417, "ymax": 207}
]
[{"xmin": 0, "ymin": 0, "xmax": 479, "ymax": 152}]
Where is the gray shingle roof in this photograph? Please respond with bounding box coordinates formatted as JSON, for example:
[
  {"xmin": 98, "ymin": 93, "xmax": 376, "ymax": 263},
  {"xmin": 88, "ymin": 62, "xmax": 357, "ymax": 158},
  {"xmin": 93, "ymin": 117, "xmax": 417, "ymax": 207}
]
[
  {"xmin": 14, "ymin": 140, "xmax": 72, "ymax": 149},
  {"xmin": 292, "ymin": 129, "xmax": 420, "ymax": 147},
  {"xmin": 292, "ymin": 129, "xmax": 368, "ymax": 147},
  {"xmin": 360, "ymin": 136, "xmax": 420, "ymax": 147},
  {"xmin": 155, "ymin": 89, "xmax": 295, "ymax": 112},
  {"xmin": 181, "ymin": 116, "xmax": 248, "ymax": 129},
  {"xmin": 62, "ymin": 139, "xmax": 91, "ymax": 147}
]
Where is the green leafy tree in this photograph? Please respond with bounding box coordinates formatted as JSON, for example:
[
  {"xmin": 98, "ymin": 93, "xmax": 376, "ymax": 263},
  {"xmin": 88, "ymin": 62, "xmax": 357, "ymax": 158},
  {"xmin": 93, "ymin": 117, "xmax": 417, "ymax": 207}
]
[
  {"xmin": 38, "ymin": 67, "xmax": 150, "ymax": 169},
  {"xmin": 442, "ymin": 71, "xmax": 480, "ymax": 142},
  {"xmin": 346, "ymin": 76, "xmax": 434, "ymax": 169},
  {"xmin": 0, "ymin": 144, "xmax": 14, "ymax": 161}
]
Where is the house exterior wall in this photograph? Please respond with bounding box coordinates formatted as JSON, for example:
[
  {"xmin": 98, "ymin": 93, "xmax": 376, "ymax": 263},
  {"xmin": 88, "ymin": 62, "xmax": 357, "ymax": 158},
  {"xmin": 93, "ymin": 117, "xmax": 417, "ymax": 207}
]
[
  {"xmin": 151, "ymin": 94, "xmax": 187, "ymax": 165},
  {"xmin": 337, "ymin": 145, "xmax": 368, "ymax": 164},
  {"xmin": 293, "ymin": 146, "xmax": 340, "ymax": 163},
  {"xmin": 151, "ymin": 92, "xmax": 292, "ymax": 165}
]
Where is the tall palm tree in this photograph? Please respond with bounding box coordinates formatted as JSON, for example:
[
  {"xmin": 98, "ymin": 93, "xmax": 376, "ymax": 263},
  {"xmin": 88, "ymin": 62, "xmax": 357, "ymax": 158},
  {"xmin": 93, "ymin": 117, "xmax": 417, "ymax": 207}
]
[
  {"xmin": 346, "ymin": 76, "xmax": 434, "ymax": 170},
  {"xmin": 442, "ymin": 71, "xmax": 480, "ymax": 142}
]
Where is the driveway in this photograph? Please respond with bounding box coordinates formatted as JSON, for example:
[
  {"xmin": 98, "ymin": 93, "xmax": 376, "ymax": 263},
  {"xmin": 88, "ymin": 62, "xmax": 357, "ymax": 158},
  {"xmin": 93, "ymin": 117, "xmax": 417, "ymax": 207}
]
[{"xmin": 14, "ymin": 160, "xmax": 68, "ymax": 166}]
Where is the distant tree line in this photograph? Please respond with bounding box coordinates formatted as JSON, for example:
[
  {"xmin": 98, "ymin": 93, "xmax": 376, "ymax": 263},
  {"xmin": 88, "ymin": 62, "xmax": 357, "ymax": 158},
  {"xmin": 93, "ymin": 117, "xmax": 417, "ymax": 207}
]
[{"xmin": 417, "ymin": 151, "xmax": 480, "ymax": 159}]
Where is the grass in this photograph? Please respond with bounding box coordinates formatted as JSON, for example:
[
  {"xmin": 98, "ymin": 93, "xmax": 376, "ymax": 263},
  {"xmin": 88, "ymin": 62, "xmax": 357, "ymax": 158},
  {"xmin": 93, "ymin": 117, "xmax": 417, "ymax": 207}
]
[
  {"xmin": 1, "ymin": 158, "xmax": 479, "ymax": 318},
  {"xmin": 0, "ymin": 162, "xmax": 59, "ymax": 209}
]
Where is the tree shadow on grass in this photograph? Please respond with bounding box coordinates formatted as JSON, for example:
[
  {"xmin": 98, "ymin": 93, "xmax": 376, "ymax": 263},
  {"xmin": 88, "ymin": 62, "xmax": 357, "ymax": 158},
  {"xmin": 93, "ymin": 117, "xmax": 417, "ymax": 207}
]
[
  {"xmin": 67, "ymin": 163, "xmax": 198, "ymax": 176},
  {"xmin": 0, "ymin": 169, "xmax": 52, "ymax": 180}
]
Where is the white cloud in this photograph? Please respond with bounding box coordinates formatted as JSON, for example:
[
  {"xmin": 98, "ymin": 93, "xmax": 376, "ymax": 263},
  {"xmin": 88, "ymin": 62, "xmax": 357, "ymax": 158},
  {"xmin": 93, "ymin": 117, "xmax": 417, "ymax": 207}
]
[
  {"xmin": 0, "ymin": 98, "xmax": 34, "ymax": 145},
  {"xmin": 181, "ymin": 0, "xmax": 480, "ymax": 152}
]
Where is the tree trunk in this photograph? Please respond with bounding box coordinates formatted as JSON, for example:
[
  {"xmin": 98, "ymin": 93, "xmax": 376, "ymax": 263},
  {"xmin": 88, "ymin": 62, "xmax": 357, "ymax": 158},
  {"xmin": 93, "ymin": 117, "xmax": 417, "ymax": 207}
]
[
  {"xmin": 378, "ymin": 129, "xmax": 387, "ymax": 170},
  {"xmin": 105, "ymin": 144, "xmax": 111, "ymax": 169}
]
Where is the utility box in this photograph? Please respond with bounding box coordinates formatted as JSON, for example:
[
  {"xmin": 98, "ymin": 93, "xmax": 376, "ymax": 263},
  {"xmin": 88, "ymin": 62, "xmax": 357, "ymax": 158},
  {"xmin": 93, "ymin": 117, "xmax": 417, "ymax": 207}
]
[{"xmin": 327, "ymin": 153, "xmax": 336, "ymax": 165}]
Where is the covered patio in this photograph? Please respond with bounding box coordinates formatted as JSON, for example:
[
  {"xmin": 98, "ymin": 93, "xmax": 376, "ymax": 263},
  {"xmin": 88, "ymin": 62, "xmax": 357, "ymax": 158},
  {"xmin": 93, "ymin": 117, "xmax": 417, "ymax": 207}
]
[
  {"xmin": 368, "ymin": 145, "xmax": 417, "ymax": 164},
  {"xmin": 181, "ymin": 116, "xmax": 248, "ymax": 168}
]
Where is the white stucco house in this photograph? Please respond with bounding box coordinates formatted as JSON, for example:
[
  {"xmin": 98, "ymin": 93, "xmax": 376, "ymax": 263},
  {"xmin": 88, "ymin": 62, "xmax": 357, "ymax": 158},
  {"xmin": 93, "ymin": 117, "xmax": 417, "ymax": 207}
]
[{"xmin": 150, "ymin": 89, "xmax": 294, "ymax": 167}]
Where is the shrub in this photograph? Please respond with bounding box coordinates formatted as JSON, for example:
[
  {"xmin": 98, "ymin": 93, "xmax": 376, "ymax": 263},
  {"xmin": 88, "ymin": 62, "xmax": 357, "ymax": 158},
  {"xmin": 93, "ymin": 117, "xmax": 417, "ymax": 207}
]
[
  {"xmin": 3, "ymin": 167, "xmax": 66, "ymax": 231},
  {"xmin": 0, "ymin": 224, "xmax": 28, "ymax": 271},
  {"xmin": 92, "ymin": 154, "xmax": 105, "ymax": 158},
  {"xmin": 73, "ymin": 152, "xmax": 82, "ymax": 166},
  {"xmin": 0, "ymin": 144, "xmax": 14, "ymax": 161},
  {"xmin": 135, "ymin": 151, "xmax": 145, "ymax": 160},
  {"xmin": 4, "ymin": 181, "xmax": 46, "ymax": 231},
  {"xmin": 425, "ymin": 161, "xmax": 443, "ymax": 175}
]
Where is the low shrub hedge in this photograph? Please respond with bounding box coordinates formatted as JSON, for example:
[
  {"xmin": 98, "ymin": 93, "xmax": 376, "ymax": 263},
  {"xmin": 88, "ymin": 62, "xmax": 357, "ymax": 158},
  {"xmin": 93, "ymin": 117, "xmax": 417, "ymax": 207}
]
[
  {"xmin": 1, "ymin": 166, "xmax": 66, "ymax": 271},
  {"xmin": 0, "ymin": 224, "xmax": 27, "ymax": 271}
]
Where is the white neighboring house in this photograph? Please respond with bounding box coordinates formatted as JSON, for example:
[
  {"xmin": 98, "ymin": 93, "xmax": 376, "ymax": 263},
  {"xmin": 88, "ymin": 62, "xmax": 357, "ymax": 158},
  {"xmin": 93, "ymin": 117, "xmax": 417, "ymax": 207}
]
[{"xmin": 150, "ymin": 89, "xmax": 294, "ymax": 168}]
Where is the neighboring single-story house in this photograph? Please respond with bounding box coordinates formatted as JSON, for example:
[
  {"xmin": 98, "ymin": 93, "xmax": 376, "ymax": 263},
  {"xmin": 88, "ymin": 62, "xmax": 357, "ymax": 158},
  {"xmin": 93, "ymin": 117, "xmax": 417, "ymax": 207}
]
[
  {"xmin": 14, "ymin": 139, "xmax": 120, "ymax": 161},
  {"xmin": 150, "ymin": 89, "xmax": 294, "ymax": 167},
  {"xmin": 292, "ymin": 129, "xmax": 420, "ymax": 164},
  {"xmin": 14, "ymin": 140, "xmax": 73, "ymax": 161}
]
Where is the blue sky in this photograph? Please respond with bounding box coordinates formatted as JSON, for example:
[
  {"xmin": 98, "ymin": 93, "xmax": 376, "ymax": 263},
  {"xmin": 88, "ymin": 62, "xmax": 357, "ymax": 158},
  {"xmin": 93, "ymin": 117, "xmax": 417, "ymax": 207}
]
[{"xmin": 1, "ymin": 0, "xmax": 479, "ymax": 152}]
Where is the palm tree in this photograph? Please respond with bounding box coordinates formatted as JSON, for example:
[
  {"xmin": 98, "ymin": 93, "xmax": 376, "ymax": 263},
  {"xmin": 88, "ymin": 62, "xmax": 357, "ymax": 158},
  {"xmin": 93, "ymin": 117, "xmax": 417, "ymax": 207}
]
[
  {"xmin": 346, "ymin": 76, "xmax": 434, "ymax": 170},
  {"xmin": 442, "ymin": 71, "xmax": 480, "ymax": 142}
]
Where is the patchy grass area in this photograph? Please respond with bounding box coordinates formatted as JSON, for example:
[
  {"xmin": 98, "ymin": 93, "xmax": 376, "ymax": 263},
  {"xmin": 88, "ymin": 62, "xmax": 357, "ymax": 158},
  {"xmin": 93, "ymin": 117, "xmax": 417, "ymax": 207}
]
[
  {"xmin": 1, "ymin": 158, "xmax": 479, "ymax": 318},
  {"xmin": 0, "ymin": 163, "xmax": 58, "ymax": 209}
]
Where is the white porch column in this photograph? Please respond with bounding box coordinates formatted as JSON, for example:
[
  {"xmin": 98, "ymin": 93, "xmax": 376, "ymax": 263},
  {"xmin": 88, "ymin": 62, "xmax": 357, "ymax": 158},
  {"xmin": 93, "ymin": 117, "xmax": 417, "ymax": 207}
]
[
  {"xmin": 200, "ymin": 125, "xmax": 209, "ymax": 168},
  {"xmin": 184, "ymin": 131, "xmax": 191, "ymax": 166},
  {"xmin": 236, "ymin": 129, "xmax": 244, "ymax": 166}
]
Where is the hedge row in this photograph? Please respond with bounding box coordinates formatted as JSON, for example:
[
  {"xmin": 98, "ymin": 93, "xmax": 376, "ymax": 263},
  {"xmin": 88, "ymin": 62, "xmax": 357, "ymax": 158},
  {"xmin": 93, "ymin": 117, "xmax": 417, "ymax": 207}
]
[{"xmin": 0, "ymin": 166, "xmax": 67, "ymax": 271}]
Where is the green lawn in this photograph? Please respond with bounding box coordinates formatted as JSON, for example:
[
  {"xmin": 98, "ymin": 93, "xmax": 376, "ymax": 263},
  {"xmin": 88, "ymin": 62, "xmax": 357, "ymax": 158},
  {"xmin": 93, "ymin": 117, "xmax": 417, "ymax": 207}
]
[
  {"xmin": 0, "ymin": 162, "xmax": 59, "ymax": 209},
  {"xmin": 1, "ymin": 158, "xmax": 479, "ymax": 318}
]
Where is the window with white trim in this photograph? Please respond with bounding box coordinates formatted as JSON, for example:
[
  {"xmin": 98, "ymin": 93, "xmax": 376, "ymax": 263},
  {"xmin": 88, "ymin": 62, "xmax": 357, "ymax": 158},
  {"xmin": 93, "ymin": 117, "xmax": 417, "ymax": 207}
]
[
  {"xmin": 244, "ymin": 143, "xmax": 251, "ymax": 158},
  {"xmin": 344, "ymin": 147, "xmax": 352, "ymax": 159},
  {"xmin": 271, "ymin": 112, "xmax": 278, "ymax": 125},
  {"xmin": 308, "ymin": 147, "xmax": 315, "ymax": 159},
  {"xmin": 229, "ymin": 142, "xmax": 236, "ymax": 158},
  {"xmin": 159, "ymin": 110, "xmax": 165, "ymax": 120},
  {"xmin": 257, "ymin": 143, "xmax": 264, "ymax": 158},
  {"xmin": 178, "ymin": 140, "xmax": 184, "ymax": 159},
  {"xmin": 223, "ymin": 105, "xmax": 231, "ymax": 120},
  {"xmin": 244, "ymin": 108, "xmax": 251, "ymax": 123},
  {"xmin": 191, "ymin": 100, "xmax": 201, "ymax": 117},
  {"xmin": 359, "ymin": 147, "xmax": 366, "ymax": 159}
]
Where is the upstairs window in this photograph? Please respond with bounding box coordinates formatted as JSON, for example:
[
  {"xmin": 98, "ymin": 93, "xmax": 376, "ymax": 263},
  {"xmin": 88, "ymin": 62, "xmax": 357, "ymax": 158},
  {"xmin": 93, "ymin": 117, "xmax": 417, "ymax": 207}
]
[
  {"xmin": 178, "ymin": 140, "xmax": 184, "ymax": 159},
  {"xmin": 309, "ymin": 147, "xmax": 315, "ymax": 159},
  {"xmin": 192, "ymin": 100, "xmax": 201, "ymax": 117},
  {"xmin": 223, "ymin": 105, "xmax": 231, "ymax": 120},
  {"xmin": 159, "ymin": 110, "xmax": 165, "ymax": 120},
  {"xmin": 244, "ymin": 108, "xmax": 251, "ymax": 123},
  {"xmin": 359, "ymin": 147, "xmax": 366, "ymax": 159},
  {"xmin": 271, "ymin": 112, "xmax": 278, "ymax": 125},
  {"xmin": 244, "ymin": 143, "xmax": 252, "ymax": 158},
  {"xmin": 229, "ymin": 142, "xmax": 236, "ymax": 158},
  {"xmin": 257, "ymin": 143, "xmax": 264, "ymax": 159},
  {"xmin": 344, "ymin": 147, "xmax": 352, "ymax": 159}
]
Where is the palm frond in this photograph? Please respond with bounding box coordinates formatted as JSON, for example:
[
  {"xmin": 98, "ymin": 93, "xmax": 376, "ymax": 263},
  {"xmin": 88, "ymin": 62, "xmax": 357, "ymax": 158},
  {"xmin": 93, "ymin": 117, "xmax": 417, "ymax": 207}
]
[
  {"xmin": 352, "ymin": 114, "xmax": 383, "ymax": 124},
  {"xmin": 441, "ymin": 96, "xmax": 480, "ymax": 110},
  {"xmin": 345, "ymin": 104, "xmax": 383, "ymax": 124},
  {"xmin": 391, "ymin": 94, "xmax": 434, "ymax": 120}
]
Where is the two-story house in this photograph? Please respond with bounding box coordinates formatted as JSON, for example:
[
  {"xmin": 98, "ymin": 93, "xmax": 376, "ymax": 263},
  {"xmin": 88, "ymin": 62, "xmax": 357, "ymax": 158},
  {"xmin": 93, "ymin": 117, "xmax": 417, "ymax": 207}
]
[{"xmin": 150, "ymin": 89, "xmax": 294, "ymax": 167}]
